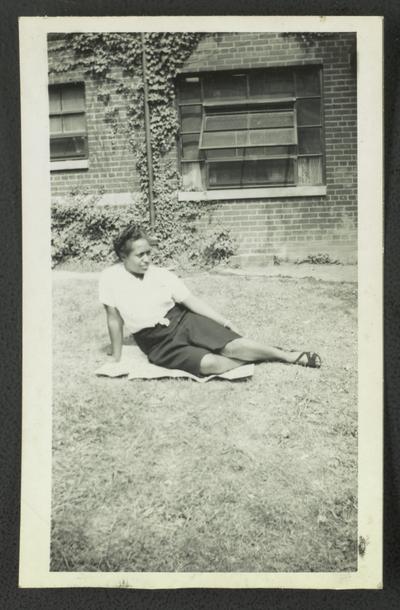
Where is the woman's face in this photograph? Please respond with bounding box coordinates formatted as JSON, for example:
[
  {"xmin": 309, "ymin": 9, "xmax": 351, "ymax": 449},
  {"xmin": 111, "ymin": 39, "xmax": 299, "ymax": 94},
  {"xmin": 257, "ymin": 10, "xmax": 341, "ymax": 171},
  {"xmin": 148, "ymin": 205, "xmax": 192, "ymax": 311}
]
[{"xmin": 123, "ymin": 238, "xmax": 151, "ymax": 275}]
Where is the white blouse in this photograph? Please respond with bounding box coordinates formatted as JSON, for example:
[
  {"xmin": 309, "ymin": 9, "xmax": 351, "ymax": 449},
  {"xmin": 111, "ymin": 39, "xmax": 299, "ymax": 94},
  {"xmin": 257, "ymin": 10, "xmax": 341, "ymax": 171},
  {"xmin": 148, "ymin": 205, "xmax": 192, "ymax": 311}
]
[{"xmin": 98, "ymin": 263, "xmax": 190, "ymax": 334}]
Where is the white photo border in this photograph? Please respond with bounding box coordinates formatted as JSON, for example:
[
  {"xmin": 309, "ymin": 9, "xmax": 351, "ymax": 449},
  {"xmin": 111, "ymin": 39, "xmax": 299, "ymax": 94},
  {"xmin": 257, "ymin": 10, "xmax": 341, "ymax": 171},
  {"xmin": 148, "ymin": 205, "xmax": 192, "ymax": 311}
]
[{"xmin": 19, "ymin": 15, "xmax": 383, "ymax": 589}]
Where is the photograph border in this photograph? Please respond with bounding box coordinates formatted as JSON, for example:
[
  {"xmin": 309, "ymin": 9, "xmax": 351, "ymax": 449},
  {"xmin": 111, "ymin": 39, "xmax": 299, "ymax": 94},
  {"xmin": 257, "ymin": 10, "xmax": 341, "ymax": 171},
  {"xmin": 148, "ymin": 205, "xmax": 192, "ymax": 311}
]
[{"xmin": 19, "ymin": 15, "xmax": 383, "ymax": 589}]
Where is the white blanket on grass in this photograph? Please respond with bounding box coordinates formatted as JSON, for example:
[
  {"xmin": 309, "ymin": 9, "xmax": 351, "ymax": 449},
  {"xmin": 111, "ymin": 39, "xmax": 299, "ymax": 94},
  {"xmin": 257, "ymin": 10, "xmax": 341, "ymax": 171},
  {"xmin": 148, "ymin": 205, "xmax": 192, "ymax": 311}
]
[{"xmin": 95, "ymin": 345, "xmax": 254, "ymax": 383}]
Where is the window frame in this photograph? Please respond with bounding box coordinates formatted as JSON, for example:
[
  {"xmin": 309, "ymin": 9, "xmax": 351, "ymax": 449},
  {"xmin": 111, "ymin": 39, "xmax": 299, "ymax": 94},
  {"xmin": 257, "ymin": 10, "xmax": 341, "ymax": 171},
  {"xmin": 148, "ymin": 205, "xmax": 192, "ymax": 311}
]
[
  {"xmin": 49, "ymin": 82, "xmax": 88, "ymax": 162},
  {"xmin": 176, "ymin": 66, "xmax": 325, "ymax": 191}
]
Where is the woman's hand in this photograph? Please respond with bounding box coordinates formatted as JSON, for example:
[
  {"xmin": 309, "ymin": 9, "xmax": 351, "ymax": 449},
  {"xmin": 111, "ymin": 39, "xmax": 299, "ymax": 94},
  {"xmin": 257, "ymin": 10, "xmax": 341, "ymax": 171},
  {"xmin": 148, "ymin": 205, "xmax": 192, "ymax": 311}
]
[
  {"xmin": 223, "ymin": 319, "xmax": 241, "ymax": 334},
  {"xmin": 97, "ymin": 360, "xmax": 129, "ymax": 378}
]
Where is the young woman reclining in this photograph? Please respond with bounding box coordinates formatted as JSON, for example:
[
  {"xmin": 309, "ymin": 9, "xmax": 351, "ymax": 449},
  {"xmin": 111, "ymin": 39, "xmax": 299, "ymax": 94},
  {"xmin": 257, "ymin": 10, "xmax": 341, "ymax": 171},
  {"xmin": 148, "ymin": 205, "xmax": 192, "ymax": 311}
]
[{"xmin": 99, "ymin": 226, "xmax": 321, "ymax": 377}]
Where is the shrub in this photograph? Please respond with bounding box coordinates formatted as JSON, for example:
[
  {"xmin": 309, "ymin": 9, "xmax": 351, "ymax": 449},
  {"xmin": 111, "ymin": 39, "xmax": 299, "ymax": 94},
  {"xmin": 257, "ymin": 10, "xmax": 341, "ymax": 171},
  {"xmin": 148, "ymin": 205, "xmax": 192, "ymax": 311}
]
[
  {"xmin": 295, "ymin": 253, "xmax": 341, "ymax": 265},
  {"xmin": 51, "ymin": 197, "xmax": 237, "ymax": 268},
  {"xmin": 200, "ymin": 227, "xmax": 237, "ymax": 266},
  {"xmin": 51, "ymin": 197, "xmax": 145, "ymax": 267}
]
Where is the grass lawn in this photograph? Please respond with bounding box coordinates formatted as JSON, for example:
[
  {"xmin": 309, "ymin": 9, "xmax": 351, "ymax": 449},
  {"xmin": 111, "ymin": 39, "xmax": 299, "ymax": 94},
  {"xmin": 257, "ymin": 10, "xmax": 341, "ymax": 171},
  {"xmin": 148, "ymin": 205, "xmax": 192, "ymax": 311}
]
[{"xmin": 51, "ymin": 270, "xmax": 358, "ymax": 572}]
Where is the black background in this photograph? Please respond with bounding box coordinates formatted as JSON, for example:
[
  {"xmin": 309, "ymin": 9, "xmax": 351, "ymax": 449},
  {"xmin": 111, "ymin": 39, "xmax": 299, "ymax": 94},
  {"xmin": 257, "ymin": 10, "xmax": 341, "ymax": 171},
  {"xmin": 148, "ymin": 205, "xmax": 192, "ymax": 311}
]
[{"xmin": 0, "ymin": 1, "xmax": 398, "ymax": 608}]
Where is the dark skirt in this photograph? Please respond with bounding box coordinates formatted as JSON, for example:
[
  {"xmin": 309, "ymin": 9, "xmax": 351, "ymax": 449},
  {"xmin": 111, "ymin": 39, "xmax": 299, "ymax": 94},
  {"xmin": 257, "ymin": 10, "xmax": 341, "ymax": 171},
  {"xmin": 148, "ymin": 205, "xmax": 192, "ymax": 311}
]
[{"xmin": 134, "ymin": 304, "xmax": 241, "ymax": 377}]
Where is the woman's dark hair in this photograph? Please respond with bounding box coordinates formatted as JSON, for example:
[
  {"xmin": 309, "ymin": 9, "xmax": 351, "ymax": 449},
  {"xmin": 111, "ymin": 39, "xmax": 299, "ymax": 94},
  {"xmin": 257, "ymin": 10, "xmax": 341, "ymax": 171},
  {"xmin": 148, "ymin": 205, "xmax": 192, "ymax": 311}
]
[{"xmin": 113, "ymin": 225, "xmax": 149, "ymax": 260}]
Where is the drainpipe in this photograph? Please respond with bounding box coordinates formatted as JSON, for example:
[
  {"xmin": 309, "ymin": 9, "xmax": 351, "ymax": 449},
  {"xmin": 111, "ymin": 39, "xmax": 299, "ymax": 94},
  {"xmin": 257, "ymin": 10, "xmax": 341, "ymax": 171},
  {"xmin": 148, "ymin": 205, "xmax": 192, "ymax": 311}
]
[{"xmin": 141, "ymin": 32, "xmax": 155, "ymax": 229}]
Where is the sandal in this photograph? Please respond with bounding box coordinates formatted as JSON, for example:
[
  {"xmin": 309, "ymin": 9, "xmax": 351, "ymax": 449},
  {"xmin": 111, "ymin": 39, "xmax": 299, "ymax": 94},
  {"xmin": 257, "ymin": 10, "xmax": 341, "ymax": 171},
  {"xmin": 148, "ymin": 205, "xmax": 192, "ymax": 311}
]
[{"xmin": 293, "ymin": 351, "xmax": 321, "ymax": 368}]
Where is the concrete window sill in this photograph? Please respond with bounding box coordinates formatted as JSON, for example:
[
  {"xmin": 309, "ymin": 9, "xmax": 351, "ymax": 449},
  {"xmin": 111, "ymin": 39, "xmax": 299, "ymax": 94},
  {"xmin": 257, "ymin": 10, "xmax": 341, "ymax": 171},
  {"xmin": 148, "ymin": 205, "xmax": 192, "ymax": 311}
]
[
  {"xmin": 50, "ymin": 159, "xmax": 89, "ymax": 171},
  {"xmin": 178, "ymin": 186, "xmax": 327, "ymax": 202}
]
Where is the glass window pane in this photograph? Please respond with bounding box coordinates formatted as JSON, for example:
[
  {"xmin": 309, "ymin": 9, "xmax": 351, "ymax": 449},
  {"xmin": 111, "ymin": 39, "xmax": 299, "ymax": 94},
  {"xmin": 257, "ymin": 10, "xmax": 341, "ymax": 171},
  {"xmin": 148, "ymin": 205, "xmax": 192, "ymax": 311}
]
[
  {"xmin": 205, "ymin": 113, "xmax": 247, "ymax": 131},
  {"xmin": 50, "ymin": 116, "xmax": 62, "ymax": 134},
  {"xmin": 181, "ymin": 134, "xmax": 200, "ymax": 159},
  {"xmin": 297, "ymin": 156, "xmax": 323, "ymax": 185},
  {"xmin": 250, "ymin": 110, "xmax": 294, "ymax": 129},
  {"xmin": 62, "ymin": 114, "xmax": 86, "ymax": 133},
  {"xmin": 236, "ymin": 131, "xmax": 248, "ymax": 146},
  {"xmin": 49, "ymin": 88, "xmax": 61, "ymax": 113},
  {"xmin": 177, "ymin": 77, "xmax": 201, "ymax": 103},
  {"xmin": 243, "ymin": 159, "xmax": 295, "ymax": 185},
  {"xmin": 208, "ymin": 158, "xmax": 295, "ymax": 187},
  {"xmin": 205, "ymin": 148, "xmax": 295, "ymax": 161},
  {"xmin": 298, "ymin": 127, "xmax": 322, "ymax": 154},
  {"xmin": 295, "ymin": 68, "xmax": 320, "ymax": 97},
  {"xmin": 248, "ymin": 128, "xmax": 297, "ymax": 146},
  {"xmin": 61, "ymin": 84, "xmax": 85, "ymax": 111},
  {"xmin": 297, "ymin": 99, "xmax": 321, "ymax": 126},
  {"xmin": 249, "ymin": 70, "xmax": 294, "ymax": 97},
  {"xmin": 208, "ymin": 162, "xmax": 240, "ymax": 187},
  {"xmin": 180, "ymin": 105, "xmax": 202, "ymax": 132},
  {"xmin": 205, "ymin": 148, "xmax": 238, "ymax": 159},
  {"xmin": 201, "ymin": 131, "xmax": 237, "ymax": 148},
  {"xmin": 245, "ymin": 145, "xmax": 294, "ymax": 157},
  {"xmin": 202, "ymin": 128, "xmax": 296, "ymax": 149},
  {"xmin": 50, "ymin": 136, "xmax": 87, "ymax": 160},
  {"xmin": 203, "ymin": 73, "xmax": 247, "ymax": 101}
]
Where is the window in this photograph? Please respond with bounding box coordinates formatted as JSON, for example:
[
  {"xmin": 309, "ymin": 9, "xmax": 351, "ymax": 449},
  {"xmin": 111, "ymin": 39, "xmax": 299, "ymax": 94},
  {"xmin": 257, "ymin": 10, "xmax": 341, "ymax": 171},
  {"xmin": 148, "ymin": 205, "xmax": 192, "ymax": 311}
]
[
  {"xmin": 49, "ymin": 83, "xmax": 88, "ymax": 161},
  {"xmin": 176, "ymin": 67, "xmax": 324, "ymax": 190}
]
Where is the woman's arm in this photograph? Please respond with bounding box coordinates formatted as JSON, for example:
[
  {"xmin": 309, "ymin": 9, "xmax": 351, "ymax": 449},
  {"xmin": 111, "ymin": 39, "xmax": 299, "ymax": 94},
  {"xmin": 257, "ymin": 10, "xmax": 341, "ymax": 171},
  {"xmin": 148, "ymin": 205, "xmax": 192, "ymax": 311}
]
[
  {"xmin": 104, "ymin": 305, "xmax": 124, "ymax": 362},
  {"xmin": 181, "ymin": 294, "xmax": 238, "ymax": 331}
]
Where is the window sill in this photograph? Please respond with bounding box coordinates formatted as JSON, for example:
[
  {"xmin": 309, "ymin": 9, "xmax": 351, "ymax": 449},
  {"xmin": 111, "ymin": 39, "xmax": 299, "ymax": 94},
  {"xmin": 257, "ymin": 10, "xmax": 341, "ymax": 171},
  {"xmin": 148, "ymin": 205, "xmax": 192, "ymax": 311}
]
[
  {"xmin": 178, "ymin": 186, "xmax": 327, "ymax": 202},
  {"xmin": 50, "ymin": 159, "xmax": 89, "ymax": 171}
]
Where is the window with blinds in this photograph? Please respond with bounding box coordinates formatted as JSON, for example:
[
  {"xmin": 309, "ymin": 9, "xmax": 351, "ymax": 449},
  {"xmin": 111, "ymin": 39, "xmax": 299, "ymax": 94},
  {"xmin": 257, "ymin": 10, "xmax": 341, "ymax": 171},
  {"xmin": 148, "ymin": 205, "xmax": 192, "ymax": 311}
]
[
  {"xmin": 176, "ymin": 67, "xmax": 324, "ymax": 190},
  {"xmin": 49, "ymin": 83, "xmax": 88, "ymax": 161}
]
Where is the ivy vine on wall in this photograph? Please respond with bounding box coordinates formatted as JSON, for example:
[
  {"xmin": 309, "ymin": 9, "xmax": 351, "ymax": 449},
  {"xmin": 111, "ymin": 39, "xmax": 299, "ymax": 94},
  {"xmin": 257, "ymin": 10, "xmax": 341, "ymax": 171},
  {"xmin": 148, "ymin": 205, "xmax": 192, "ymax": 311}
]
[{"xmin": 49, "ymin": 33, "xmax": 236, "ymax": 265}]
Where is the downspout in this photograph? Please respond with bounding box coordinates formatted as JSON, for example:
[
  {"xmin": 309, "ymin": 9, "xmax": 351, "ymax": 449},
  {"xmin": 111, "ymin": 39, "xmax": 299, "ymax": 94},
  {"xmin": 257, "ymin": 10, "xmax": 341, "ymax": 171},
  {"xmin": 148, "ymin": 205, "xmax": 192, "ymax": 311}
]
[{"xmin": 141, "ymin": 32, "xmax": 155, "ymax": 229}]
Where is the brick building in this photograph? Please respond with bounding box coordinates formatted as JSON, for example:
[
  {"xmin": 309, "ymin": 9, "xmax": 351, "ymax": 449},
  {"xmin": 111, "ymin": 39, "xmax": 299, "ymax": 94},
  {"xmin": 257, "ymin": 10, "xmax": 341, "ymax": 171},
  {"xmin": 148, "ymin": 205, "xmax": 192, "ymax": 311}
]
[{"xmin": 48, "ymin": 32, "xmax": 357, "ymax": 263}]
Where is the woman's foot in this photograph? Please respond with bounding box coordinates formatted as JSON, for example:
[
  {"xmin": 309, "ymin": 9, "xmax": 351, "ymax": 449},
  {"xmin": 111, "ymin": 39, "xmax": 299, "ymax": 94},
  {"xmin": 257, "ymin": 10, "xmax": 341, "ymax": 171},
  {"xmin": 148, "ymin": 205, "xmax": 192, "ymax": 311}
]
[{"xmin": 291, "ymin": 351, "xmax": 322, "ymax": 368}]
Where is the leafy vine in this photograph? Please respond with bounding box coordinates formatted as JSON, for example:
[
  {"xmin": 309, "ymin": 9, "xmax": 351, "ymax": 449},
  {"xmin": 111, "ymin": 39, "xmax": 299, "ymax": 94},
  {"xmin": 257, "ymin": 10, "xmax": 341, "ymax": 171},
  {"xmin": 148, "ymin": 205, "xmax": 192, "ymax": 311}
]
[{"xmin": 49, "ymin": 32, "xmax": 227, "ymax": 263}]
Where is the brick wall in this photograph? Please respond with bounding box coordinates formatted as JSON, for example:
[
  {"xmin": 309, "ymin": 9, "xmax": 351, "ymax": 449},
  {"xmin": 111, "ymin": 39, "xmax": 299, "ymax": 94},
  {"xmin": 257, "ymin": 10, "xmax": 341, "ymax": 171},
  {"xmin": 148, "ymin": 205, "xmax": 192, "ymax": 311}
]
[
  {"xmin": 48, "ymin": 42, "xmax": 139, "ymax": 200},
  {"xmin": 180, "ymin": 32, "xmax": 357, "ymax": 263},
  {"xmin": 196, "ymin": 197, "xmax": 356, "ymax": 263},
  {"xmin": 47, "ymin": 32, "xmax": 357, "ymax": 262}
]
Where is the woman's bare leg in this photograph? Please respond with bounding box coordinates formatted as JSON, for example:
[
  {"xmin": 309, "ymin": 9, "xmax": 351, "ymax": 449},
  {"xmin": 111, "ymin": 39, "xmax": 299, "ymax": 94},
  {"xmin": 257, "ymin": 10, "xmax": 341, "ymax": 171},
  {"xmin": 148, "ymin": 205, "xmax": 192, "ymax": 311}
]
[
  {"xmin": 221, "ymin": 337, "xmax": 315, "ymax": 365},
  {"xmin": 199, "ymin": 339, "xmax": 321, "ymax": 375},
  {"xmin": 199, "ymin": 353, "xmax": 244, "ymax": 376}
]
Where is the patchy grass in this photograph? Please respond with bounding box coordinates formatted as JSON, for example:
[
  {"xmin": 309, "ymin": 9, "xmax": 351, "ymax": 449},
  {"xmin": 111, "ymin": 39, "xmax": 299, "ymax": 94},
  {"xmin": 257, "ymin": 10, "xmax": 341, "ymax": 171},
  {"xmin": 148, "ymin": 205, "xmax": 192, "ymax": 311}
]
[{"xmin": 51, "ymin": 271, "xmax": 358, "ymax": 572}]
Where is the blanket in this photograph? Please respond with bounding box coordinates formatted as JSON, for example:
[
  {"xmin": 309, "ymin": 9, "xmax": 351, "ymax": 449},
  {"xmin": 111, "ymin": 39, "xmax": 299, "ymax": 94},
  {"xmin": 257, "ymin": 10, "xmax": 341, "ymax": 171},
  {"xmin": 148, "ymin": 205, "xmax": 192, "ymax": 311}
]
[{"xmin": 95, "ymin": 345, "xmax": 254, "ymax": 383}]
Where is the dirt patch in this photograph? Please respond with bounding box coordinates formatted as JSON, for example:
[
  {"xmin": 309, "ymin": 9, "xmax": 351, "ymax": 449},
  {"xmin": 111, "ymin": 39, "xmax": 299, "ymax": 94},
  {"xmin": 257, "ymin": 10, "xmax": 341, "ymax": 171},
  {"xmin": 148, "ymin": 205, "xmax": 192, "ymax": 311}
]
[{"xmin": 213, "ymin": 263, "xmax": 357, "ymax": 284}]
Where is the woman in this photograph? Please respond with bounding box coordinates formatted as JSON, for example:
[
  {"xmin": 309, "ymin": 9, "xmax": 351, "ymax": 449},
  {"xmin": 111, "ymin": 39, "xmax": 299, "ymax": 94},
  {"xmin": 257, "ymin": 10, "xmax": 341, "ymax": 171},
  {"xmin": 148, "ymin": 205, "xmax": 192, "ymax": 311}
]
[{"xmin": 99, "ymin": 225, "xmax": 321, "ymax": 377}]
